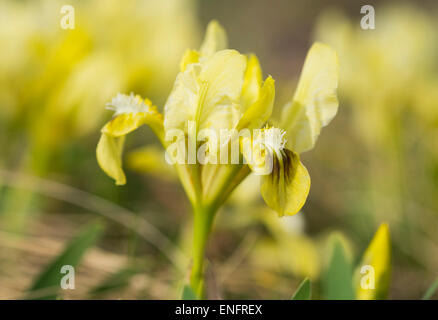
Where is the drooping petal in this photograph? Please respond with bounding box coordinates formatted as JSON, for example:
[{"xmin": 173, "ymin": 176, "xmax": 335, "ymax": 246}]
[
  {"xmin": 103, "ymin": 93, "xmax": 164, "ymax": 140},
  {"xmin": 96, "ymin": 133, "xmax": 126, "ymax": 185},
  {"xmin": 102, "ymin": 112, "xmax": 149, "ymax": 137},
  {"xmin": 354, "ymin": 223, "xmax": 391, "ymax": 300},
  {"xmin": 281, "ymin": 42, "xmax": 339, "ymax": 153},
  {"xmin": 199, "ymin": 20, "xmax": 228, "ymax": 57},
  {"xmin": 240, "ymin": 127, "xmax": 311, "ymax": 216},
  {"xmin": 260, "ymin": 149, "xmax": 311, "ymax": 216},
  {"xmin": 96, "ymin": 93, "xmax": 164, "ymax": 185}
]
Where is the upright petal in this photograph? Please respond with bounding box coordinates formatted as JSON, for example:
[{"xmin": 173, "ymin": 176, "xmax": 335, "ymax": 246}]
[
  {"xmin": 237, "ymin": 76, "xmax": 275, "ymax": 130},
  {"xmin": 198, "ymin": 50, "xmax": 247, "ymax": 132},
  {"xmin": 180, "ymin": 49, "xmax": 200, "ymax": 72},
  {"xmin": 200, "ymin": 20, "xmax": 228, "ymax": 57},
  {"xmin": 163, "ymin": 63, "xmax": 202, "ymax": 133},
  {"xmin": 281, "ymin": 42, "xmax": 339, "ymax": 153},
  {"xmin": 240, "ymin": 54, "xmax": 263, "ymax": 111},
  {"xmin": 164, "ymin": 49, "xmax": 246, "ymax": 134}
]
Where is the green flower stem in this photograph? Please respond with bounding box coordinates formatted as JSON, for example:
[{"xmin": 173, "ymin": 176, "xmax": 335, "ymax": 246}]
[
  {"xmin": 188, "ymin": 164, "xmax": 251, "ymax": 298},
  {"xmin": 190, "ymin": 203, "xmax": 216, "ymax": 298},
  {"xmin": 211, "ymin": 165, "xmax": 251, "ymax": 209}
]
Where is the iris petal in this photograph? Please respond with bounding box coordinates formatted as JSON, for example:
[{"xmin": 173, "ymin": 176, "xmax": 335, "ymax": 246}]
[
  {"xmin": 97, "ymin": 94, "xmax": 164, "ymax": 185},
  {"xmin": 200, "ymin": 20, "xmax": 228, "ymax": 57},
  {"xmin": 281, "ymin": 42, "xmax": 339, "ymax": 153},
  {"xmin": 260, "ymin": 149, "xmax": 310, "ymax": 216}
]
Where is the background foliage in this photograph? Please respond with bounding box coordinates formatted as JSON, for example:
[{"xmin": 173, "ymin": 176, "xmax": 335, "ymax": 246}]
[{"xmin": 0, "ymin": 0, "xmax": 437, "ymax": 299}]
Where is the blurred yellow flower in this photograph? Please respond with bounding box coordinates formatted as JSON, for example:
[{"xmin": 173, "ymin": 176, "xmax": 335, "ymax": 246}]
[
  {"xmin": 0, "ymin": 0, "xmax": 198, "ymax": 151},
  {"xmin": 0, "ymin": 0, "xmax": 198, "ymax": 231},
  {"xmin": 355, "ymin": 223, "xmax": 391, "ymax": 300},
  {"xmin": 315, "ymin": 5, "xmax": 437, "ymax": 144}
]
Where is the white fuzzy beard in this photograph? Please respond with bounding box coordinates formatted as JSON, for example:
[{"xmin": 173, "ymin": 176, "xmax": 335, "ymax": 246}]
[{"xmin": 106, "ymin": 92, "xmax": 150, "ymax": 115}]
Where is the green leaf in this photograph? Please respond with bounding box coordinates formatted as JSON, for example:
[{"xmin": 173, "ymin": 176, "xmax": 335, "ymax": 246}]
[
  {"xmin": 422, "ymin": 277, "xmax": 438, "ymax": 300},
  {"xmin": 181, "ymin": 285, "xmax": 198, "ymax": 300},
  {"xmin": 27, "ymin": 221, "xmax": 104, "ymax": 300},
  {"xmin": 291, "ymin": 278, "xmax": 311, "ymax": 300},
  {"xmin": 323, "ymin": 235, "xmax": 354, "ymax": 300},
  {"xmin": 88, "ymin": 266, "xmax": 140, "ymax": 298}
]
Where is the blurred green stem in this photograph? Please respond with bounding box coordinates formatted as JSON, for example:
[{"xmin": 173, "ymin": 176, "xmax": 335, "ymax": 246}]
[{"xmin": 190, "ymin": 203, "xmax": 216, "ymax": 299}]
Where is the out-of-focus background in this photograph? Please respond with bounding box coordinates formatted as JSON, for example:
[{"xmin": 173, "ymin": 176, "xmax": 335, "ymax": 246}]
[{"xmin": 1, "ymin": 0, "xmax": 437, "ymax": 299}]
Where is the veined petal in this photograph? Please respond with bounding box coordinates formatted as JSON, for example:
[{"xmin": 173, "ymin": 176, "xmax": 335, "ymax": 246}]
[
  {"xmin": 96, "ymin": 133, "xmax": 126, "ymax": 185},
  {"xmin": 200, "ymin": 20, "xmax": 228, "ymax": 57},
  {"xmin": 241, "ymin": 127, "xmax": 310, "ymax": 216},
  {"xmin": 237, "ymin": 76, "xmax": 275, "ymax": 130},
  {"xmin": 355, "ymin": 223, "xmax": 391, "ymax": 300},
  {"xmin": 164, "ymin": 63, "xmax": 201, "ymax": 133},
  {"xmin": 198, "ymin": 50, "xmax": 246, "ymax": 131},
  {"xmin": 164, "ymin": 49, "xmax": 246, "ymax": 134},
  {"xmin": 281, "ymin": 42, "xmax": 339, "ymax": 153},
  {"xmin": 240, "ymin": 54, "xmax": 263, "ymax": 111},
  {"xmin": 260, "ymin": 149, "xmax": 310, "ymax": 216}
]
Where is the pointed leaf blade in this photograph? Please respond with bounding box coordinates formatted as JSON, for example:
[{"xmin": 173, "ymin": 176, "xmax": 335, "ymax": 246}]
[
  {"xmin": 27, "ymin": 221, "xmax": 104, "ymax": 300},
  {"xmin": 291, "ymin": 278, "xmax": 311, "ymax": 300}
]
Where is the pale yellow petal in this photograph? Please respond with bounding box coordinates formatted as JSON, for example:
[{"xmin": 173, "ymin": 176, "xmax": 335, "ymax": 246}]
[
  {"xmin": 96, "ymin": 133, "xmax": 126, "ymax": 185},
  {"xmin": 240, "ymin": 54, "xmax": 263, "ymax": 111},
  {"xmin": 199, "ymin": 20, "xmax": 228, "ymax": 57},
  {"xmin": 180, "ymin": 49, "xmax": 200, "ymax": 72},
  {"xmin": 237, "ymin": 76, "xmax": 275, "ymax": 130},
  {"xmin": 97, "ymin": 93, "xmax": 164, "ymax": 185},
  {"xmin": 281, "ymin": 42, "xmax": 339, "ymax": 153},
  {"xmin": 164, "ymin": 49, "xmax": 246, "ymax": 134},
  {"xmin": 102, "ymin": 112, "xmax": 148, "ymax": 137},
  {"xmin": 103, "ymin": 93, "xmax": 164, "ymax": 142},
  {"xmin": 198, "ymin": 50, "xmax": 246, "ymax": 131},
  {"xmin": 163, "ymin": 63, "xmax": 201, "ymax": 133}
]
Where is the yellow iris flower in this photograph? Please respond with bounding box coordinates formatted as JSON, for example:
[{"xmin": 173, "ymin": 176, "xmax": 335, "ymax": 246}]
[
  {"xmin": 97, "ymin": 21, "xmax": 339, "ymax": 217},
  {"xmin": 97, "ymin": 20, "xmax": 338, "ymax": 297}
]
